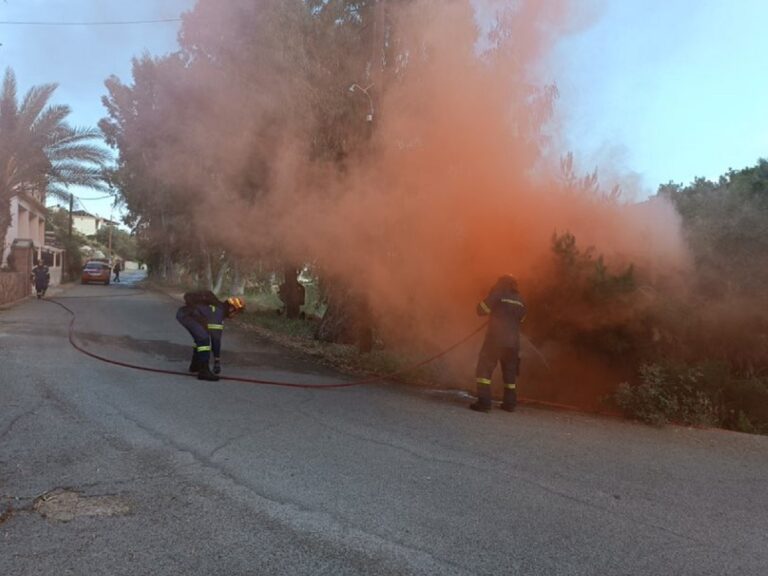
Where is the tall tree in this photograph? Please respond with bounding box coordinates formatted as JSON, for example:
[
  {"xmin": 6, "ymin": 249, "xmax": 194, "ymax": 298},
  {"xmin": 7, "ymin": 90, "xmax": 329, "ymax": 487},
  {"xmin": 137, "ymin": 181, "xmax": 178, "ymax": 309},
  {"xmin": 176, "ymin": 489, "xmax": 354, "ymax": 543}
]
[
  {"xmin": 666, "ymin": 160, "xmax": 768, "ymax": 298},
  {"xmin": 100, "ymin": 54, "xmax": 198, "ymax": 279},
  {"xmin": 0, "ymin": 68, "xmax": 108, "ymax": 244}
]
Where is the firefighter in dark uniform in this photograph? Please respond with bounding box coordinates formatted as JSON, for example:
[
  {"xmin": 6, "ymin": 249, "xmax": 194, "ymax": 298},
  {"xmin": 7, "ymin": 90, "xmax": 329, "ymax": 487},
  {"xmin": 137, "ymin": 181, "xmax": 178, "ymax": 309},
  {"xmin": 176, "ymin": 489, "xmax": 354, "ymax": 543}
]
[
  {"xmin": 31, "ymin": 260, "xmax": 50, "ymax": 299},
  {"xmin": 470, "ymin": 275, "xmax": 527, "ymax": 413},
  {"xmin": 176, "ymin": 293, "xmax": 246, "ymax": 381}
]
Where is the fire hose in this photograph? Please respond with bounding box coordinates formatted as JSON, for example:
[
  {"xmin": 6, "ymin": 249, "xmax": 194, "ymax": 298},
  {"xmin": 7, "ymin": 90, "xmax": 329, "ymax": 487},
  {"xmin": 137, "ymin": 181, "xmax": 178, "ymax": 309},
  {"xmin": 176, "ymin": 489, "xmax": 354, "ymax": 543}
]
[
  {"xmin": 48, "ymin": 297, "xmax": 487, "ymax": 389},
  {"xmin": 46, "ymin": 296, "xmax": 603, "ymax": 415}
]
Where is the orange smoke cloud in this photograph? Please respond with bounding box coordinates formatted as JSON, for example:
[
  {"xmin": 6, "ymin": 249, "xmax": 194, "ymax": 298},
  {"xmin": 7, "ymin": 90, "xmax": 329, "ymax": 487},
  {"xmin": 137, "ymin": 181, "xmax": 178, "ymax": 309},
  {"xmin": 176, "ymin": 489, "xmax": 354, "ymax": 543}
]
[{"xmin": 163, "ymin": 0, "xmax": 690, "ymax": 394}]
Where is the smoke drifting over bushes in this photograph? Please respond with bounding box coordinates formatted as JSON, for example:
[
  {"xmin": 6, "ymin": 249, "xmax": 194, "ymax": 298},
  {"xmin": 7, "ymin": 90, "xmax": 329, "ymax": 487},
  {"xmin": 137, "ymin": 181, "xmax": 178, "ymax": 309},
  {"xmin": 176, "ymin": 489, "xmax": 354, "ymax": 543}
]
[{"xmin": 144, "ymin": 0, "xmax": 690, "ymax": 393}]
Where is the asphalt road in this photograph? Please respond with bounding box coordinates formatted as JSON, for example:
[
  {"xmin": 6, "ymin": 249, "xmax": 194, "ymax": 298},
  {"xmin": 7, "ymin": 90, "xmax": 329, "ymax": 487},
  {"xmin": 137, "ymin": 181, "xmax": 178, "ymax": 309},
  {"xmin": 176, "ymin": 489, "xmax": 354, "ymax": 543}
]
[{"xmin": 1, "ymin": 273, "xmax": 767, "ymax": 575}]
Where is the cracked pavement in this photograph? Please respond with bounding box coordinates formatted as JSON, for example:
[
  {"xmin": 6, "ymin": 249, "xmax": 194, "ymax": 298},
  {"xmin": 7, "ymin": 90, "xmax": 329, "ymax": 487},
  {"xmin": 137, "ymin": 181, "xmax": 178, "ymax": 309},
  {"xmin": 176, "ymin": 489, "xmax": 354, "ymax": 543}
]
[{"xmin": 1, "ymin": 274, "xmax": 767, "ymax": 575}]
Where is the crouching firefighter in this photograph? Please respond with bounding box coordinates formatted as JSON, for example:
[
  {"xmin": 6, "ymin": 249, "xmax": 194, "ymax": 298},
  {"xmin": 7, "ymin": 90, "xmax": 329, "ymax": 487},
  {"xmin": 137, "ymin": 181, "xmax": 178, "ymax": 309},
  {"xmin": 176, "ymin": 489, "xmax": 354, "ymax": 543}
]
[
  {"xmin": 176, "ymin": 291, "xmax": 246, "ymax": 381},
  {"xmin": 470, "ymin": 275, "xmax": 527, "ymax": 413}
]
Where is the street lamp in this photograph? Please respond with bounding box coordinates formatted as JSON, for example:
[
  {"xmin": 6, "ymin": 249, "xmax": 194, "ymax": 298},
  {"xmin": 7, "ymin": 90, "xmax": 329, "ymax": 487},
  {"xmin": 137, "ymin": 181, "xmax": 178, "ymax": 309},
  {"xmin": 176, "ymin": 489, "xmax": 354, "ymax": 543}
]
[{"xmin": 348, "ymin": 83, "xmax": 374, "ymax": 122}]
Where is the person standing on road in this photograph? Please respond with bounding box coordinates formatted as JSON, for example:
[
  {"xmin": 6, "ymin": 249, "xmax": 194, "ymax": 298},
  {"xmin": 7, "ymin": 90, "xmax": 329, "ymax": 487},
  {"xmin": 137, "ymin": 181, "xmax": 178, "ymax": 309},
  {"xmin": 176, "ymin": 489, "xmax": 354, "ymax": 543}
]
[
  {"xmin": 176, "ymin": 291, "xmax": 246, "ymax": 381},
  {"xmin": 30, "ymin": 259, "xmax": 50, "ymax": 299},
  {"xmin": 470, "ymin": 275, "xmax": 527, "ymax": 413},
  {"xmin": 113, "ymin": 260, "xmax": 122, "ymax": 283}
]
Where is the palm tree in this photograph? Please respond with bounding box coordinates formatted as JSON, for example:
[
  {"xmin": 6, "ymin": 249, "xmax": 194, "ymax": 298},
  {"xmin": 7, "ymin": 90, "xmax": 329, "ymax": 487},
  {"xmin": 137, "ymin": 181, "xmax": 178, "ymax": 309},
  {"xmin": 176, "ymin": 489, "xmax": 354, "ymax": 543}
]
[{"xmin": 0, "ymin": 67, "xmax": 110, "ymax": 243}]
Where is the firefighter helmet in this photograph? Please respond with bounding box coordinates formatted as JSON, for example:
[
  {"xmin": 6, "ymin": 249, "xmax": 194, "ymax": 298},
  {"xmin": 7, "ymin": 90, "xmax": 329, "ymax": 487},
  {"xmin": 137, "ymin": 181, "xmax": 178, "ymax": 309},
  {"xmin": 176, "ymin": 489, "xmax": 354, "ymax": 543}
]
[
  {"xmin": 226, "ymin": 296, "xmax": 246, "ymax": 315},
  {"xmin": 497, "ymin": 275, "xmax": 519, "ymax": 291}
]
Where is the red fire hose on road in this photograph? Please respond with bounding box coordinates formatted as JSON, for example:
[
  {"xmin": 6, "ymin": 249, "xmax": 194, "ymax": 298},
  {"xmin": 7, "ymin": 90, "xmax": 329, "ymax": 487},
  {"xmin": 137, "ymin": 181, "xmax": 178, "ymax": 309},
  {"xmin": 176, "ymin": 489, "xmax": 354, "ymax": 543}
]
[
  {"xmin": 48, "ymin": 297, "xmax": 487, "ymax": 389},
  {"xmin": 46, "ymin": 296, "xmax": 608, "ymax": 416}
]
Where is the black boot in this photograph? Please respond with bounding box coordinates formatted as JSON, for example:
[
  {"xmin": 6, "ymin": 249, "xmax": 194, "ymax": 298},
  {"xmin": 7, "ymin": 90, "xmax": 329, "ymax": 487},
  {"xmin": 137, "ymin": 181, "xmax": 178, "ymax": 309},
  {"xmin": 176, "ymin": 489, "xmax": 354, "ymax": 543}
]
[
  {"xmin": 469, "ymin": 400, "xmax": 491, "ymax": 413},
  {"xmin": 500, "ymin": 387, "xmax": 517, "ymax": 412},
  {"xmin": 188, "ymin": 352, "xmax": 200, "ymax": 373},
  {"xmin": 469, "ymin": 382, "xmax": 492, "ymax": 413},
  {"xmin": 197, "ymin": 363, "xmax": 220, "ymax": 381}
]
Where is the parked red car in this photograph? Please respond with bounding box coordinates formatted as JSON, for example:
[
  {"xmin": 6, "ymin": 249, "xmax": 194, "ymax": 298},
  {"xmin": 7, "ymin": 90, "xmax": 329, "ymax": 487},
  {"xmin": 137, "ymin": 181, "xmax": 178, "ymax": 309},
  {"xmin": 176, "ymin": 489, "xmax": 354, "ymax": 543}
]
[{"xmin": 81, "ymin": 261, "xmax": 111, "ymax": 285}]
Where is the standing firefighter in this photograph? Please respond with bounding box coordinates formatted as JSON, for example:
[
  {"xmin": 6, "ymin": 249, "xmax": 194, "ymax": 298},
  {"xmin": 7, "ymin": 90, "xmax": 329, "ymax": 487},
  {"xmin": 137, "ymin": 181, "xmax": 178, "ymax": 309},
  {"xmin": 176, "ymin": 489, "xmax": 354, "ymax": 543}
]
[
  {"xmin": 176, "ymin": 291, "xmax": 246, "ymax": 381},
  {"xmin": 31, "ymin": 259, "xmax": 50, "ymax": 299},
  {"xmin": 470, "ymin": 275, "xmax": 527, "ymax": 413}
]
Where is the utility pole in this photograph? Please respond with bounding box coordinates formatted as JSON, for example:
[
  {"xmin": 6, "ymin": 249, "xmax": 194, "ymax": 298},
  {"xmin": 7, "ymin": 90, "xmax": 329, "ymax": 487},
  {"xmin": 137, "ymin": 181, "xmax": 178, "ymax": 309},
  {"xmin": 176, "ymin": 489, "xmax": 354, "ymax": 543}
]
[{"xmin": 68, "ymin": 192, "xmax": 73, "ymax": 240}]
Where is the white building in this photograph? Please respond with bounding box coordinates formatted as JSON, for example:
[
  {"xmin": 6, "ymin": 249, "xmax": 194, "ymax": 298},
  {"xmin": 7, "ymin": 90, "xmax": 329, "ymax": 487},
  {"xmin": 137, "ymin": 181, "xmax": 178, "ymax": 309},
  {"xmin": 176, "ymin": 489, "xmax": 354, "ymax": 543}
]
[
  {"xmin": 2, "ymin": 186, "xmax": 63, "ymax": 286},
  {"xmin": 3, "ymin": 187, "xmax": 46, "ymax": 265},
  {"xmin": 71, "ymin": 210, "xmax": 118, "ymax": 237}
]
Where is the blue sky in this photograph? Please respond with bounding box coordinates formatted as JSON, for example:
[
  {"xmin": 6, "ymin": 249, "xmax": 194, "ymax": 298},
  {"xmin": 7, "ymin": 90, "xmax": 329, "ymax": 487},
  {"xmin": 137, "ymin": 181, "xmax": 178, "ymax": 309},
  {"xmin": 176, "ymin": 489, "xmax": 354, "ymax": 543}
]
[
  {"xmin": 546, "ymin": 0, "xmax": 768, "ymax": 195},
  {"xmin": 0, "ymin": 0, "xmax": 195, "ymax": 219},
  {"xmin": 1, "ymin": 1, "xmax": 766, "ymax": 217}
]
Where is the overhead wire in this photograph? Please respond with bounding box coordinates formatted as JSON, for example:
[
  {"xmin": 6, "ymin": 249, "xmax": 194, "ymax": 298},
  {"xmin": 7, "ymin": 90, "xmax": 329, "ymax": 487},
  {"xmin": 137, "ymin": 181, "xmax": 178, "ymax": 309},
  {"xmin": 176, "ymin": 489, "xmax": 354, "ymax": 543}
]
[
  {"xmin": 57, "ymin": 192, "xmax": 119, "ymax": 217},
  {"xmin": 73, "ymin": 194, "xmax": 116, "ymax": 201},
  {"xmin": 0, "ymin": 18, "xmax": 182, "ymax": 27}
]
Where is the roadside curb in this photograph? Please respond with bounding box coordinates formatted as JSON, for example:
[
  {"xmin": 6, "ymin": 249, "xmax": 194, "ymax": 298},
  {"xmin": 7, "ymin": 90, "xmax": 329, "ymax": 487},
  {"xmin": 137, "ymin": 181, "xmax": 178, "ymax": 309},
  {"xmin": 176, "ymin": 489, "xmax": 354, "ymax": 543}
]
[
  {"xmin": 0, "ymin": 282, "xmax": 73, "ymax": 310},
  {"xmin": 0, "ymin": 294, "xmax": 32, "ymax": 310}
]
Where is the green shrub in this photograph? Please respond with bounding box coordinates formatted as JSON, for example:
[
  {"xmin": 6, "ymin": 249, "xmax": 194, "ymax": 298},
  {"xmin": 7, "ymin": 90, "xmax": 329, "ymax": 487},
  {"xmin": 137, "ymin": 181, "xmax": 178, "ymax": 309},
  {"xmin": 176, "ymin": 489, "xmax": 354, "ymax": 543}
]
[
  {"xmin": 616, "ymin": 361, "xmax": 768, "ymax": 433},
  {"xmin": 721, "ymin": 377, "xmax": 768, "ymax": 433},
  {"xmin": 615, "ymin": 361, "xmax": 724, "ymax": 427},
  {"xmin": 527, "ymin": 231, "xmax": 643, "ymax": 370}
]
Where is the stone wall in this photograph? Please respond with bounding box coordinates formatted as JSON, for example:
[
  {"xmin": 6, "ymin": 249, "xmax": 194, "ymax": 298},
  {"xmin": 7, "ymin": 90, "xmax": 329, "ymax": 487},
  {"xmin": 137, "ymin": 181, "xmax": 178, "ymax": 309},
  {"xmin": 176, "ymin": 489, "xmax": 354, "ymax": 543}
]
[
  {"xmin": 0, "ymin": 271, "xmax": 29, "ymax": 306},
  {"xmin": 0, "ymin": 242, "xmax": 33, "ymax": 306}
]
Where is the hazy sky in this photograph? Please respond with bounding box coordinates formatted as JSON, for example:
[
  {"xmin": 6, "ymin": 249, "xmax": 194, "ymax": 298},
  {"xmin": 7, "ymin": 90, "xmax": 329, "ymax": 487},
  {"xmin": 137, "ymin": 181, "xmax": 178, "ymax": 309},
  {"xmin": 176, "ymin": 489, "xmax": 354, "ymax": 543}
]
[{"xmin": 1, "ymin": 0, "xmax": 766, "ymax": 218}]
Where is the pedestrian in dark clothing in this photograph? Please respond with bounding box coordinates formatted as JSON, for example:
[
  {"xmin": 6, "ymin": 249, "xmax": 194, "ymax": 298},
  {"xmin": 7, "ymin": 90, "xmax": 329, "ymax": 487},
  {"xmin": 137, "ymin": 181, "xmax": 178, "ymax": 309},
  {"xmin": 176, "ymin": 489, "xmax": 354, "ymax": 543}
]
[
  {"xmin": 176, "ymin": 292, "xmax": 246, "ymax": 381},
  {"xmin": 470, "ymin": 275, "xmax": 527, "ymax": 413},
  {"xmin": 113, "ymin": 260, "xmax": 122, "ymax": 283},
  {"xmin": 30, "ymin": 261, "xmax": 50, "ymax": 299},
  {"xmin": 278, "ymin": 271, "xmax": 305, "ymax": 319}
]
